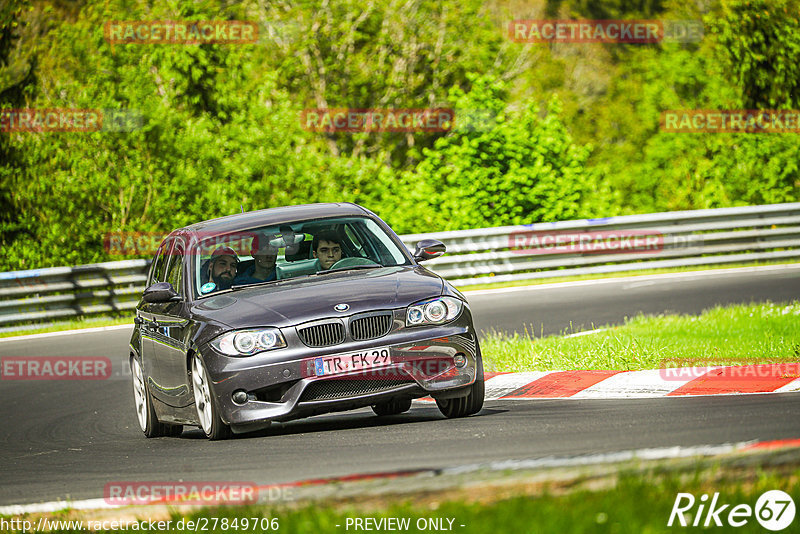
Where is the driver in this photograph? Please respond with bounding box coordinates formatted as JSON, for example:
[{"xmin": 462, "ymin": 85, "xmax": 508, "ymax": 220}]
[{"xmin": 312, "ymin": 231, "xmax": 343, "ymax": 270}]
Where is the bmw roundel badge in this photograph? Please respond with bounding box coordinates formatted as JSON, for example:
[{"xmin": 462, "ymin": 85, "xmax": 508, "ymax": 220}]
[{"xmin": 334, "ymin": 303, "xmax": 349, "ymax": 312}]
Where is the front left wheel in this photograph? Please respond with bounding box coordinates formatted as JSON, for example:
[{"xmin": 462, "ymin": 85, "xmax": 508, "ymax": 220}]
[
  {"xmin": 131, "ymin": 357, "xmax": 182, "ymax": 437},
  {"xmin": 436, "ymin": 351, "xmax": 485, "ymax": 419},
  {"xmin": 191, "ymin": 354, "xmax": 231, "ymax": 440}
]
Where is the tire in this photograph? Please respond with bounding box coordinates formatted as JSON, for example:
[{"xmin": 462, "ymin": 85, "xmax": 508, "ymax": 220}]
[
  {"xmin": 372, "ymin": 397, "xmax": 412, "ymax": 416},
  {"xmin": 191, "ymin": 353, "xmax": 232, "ymax": 440},
  {"xmin": 130, "ymin": 356, "xmax": 172, "ymax": 438},
  {"xmin": 165, "ymin": 424, "xmax": 184, "ymax": 437},
  {"xmin": 436, "ymin": 350, "xmax": 485, "ymax": 419}
]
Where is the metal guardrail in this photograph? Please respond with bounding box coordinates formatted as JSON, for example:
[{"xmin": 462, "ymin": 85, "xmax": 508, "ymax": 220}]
[
  {"xmin": 400, "ymin": 202, "xmax": 800, "ymax": 285},
  {"xmin": 0, "ymin": 260, "xmax": 149, "ymax": 328},
  {"xmin": 1, "ymin": 203, "xmax": 798, "ymax": 329}
]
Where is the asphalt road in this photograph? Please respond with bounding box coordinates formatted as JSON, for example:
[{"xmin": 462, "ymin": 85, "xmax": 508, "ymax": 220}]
[{"xmin": 0, "ymin": 266, "xmax": 798, "ymax": 506}]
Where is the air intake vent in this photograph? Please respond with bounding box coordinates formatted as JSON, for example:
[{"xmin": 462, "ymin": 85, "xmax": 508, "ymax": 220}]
[
  {"xmin": 297, "ymin": 320, "xmax": 345, "ymax": 347},
  {"xmin": 350, "ymin": 312, "xmax": 393, "ymax": 341},
  {"xmin": 300, "ymin": 379, "xmax": 412, "ymax": 402},
  {"xmin": 454, "ymin": 333, "xmax": 477, "ymax": 355}
]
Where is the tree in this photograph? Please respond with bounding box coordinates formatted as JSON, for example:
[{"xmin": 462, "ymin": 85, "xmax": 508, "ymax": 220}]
[
  {"xmin": 0, "ymin": 0, "xmax": 36, "ymax": 257},
  {"xmin": 261, "ymin": 0, "xmax": 536, "ymax": 167},
  {"xmin": 395, "ymin": 75, "xmax": 602, "ymax": 231},
  {"xmin": 713, "ymin": 0, "xmax": 800, "ymax": 110}
]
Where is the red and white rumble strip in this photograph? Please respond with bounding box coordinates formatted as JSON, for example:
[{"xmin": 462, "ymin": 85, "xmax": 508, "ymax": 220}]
[{"xmin": 474, "ymin": 364, "xmax": 800, "ymax": 400}]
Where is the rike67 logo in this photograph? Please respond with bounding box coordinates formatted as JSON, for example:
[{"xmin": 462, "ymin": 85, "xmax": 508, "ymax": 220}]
[{"xmin": 669, "ymin": 490, "xmax": 796, "ymax": 530}]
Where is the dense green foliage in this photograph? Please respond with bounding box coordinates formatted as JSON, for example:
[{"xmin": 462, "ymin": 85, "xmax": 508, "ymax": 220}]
[{"xmin": 0, "ymin": 0, "xmax": 798, "ymax": 270}]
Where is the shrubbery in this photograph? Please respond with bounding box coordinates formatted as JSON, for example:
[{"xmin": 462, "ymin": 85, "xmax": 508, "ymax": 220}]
[{"xmin": 0, "ymin": 0, "xmax": 797, "ymax": 270}]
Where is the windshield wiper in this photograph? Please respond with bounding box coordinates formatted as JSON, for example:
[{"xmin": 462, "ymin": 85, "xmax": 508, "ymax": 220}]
[
  {"xmin": 231, "ymin": 274, "xmax": 317, "ymax": 290},
  {"xmin": 230, "ymin": 281, "xmax": 272, "ymax": 291},
  {"xmin": 314, "ymin": 264, "xmax": 384, "ymax": 276},
  {"xmin": 231, "ymin": 279, "xmax": 282, "ymax": 290}
]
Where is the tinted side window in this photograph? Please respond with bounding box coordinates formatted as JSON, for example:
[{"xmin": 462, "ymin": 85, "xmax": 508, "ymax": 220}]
[
  {"xmin": 150, "ymin": 239, "xmax": 172, "ymax": 284},
  {"xmin": 165, "ymin": 240, "xmax": 184, "ymax": 295},
  {"xmin": 147, "ymin": 246, "xmax": 163, "ymax": 286}
]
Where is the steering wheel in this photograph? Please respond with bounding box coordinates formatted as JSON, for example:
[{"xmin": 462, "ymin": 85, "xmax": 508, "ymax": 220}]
[{"xmin": 329, "ymin": 257, "xmax": 379, "ymax": 269}]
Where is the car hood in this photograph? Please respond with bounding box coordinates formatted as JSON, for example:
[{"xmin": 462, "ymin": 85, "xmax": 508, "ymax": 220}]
[{"xmin": 191, "ymin": 265, "xmax": 444, "ymax": 330}]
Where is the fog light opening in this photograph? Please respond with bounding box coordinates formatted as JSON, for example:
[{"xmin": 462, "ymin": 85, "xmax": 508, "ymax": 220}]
[
  {"xmin": 453, "ymin": 353, "xmax": 467, "ymax": 368},
  {"xmin": 232, "ymin": 389, "xmax": 248, "ymax": 405}
]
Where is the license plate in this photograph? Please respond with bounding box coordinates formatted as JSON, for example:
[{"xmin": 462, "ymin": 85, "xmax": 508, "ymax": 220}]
[{"xmin": 314, "ymin": 347, "xmax": 392, "ymax": 376}]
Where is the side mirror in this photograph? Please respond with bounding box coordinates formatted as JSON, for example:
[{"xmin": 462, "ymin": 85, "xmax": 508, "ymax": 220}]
[
  {"xmin": 413, "ymin": 239, "xmax": 446, "ymax": 262},
  {"xmin": 142, "ymin": 282, "xmax": 181, "ymax": 304}
]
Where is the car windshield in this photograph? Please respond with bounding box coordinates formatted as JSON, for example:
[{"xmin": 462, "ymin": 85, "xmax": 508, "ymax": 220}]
[{"xmin": 191, "ymin": 215, "xmax": 411, "ymax": 298}]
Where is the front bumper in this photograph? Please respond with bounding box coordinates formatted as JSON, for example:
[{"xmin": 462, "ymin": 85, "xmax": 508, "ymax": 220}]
[{"xmin": 198, "ymin": 311, "xmax": 479, "ymax": 433}]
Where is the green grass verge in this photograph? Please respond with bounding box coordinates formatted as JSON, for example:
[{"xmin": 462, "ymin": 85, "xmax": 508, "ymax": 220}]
[
  {"xmin": 457, "ymin": 260, "xmax": 799, "ymax": 291},
  {"xmin": 14, "ymin": 461, "xmax": 800, "ymax": 533},
  {"xmin": 179, "ymin": 468, "xmax": 799, "ymax": 534},
  {"xmin": 482, "ymin": 301, "xmax": 800, "ymax": 372}
]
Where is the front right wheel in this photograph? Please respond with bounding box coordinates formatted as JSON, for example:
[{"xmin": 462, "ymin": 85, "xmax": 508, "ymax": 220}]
[
  {"xmin": 191, "ymin": 353, "xmax": 231, "ymax": 440},
  {"xmin": 436, "ymin": 352, "xmax": 485, "ymax": 418}
]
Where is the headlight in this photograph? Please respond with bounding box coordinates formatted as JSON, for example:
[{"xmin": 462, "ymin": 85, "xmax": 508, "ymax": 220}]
[
  {"xmin": 425, "ymin": 300, "xmax": 447, "ymax": 322},
  {"xmin": 407, "ymin": 307, "xmax": 425, "ymax": 325},
  {"xmin": 233, "ymin": 332, "xmax": 256, "ymax": 353},
  {"xmin": 211, "ymin": 328, "xmax": 286, "ymax": 356},
  {"xmin": 406, "ymin": 296, "xmax": 464, "ymax": 326}
]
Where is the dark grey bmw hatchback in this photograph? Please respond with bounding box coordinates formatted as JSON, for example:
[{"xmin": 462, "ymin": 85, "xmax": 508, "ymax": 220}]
[{"xmin": 130, "ymin": 203, "xmax": 484, "ymax": 439}]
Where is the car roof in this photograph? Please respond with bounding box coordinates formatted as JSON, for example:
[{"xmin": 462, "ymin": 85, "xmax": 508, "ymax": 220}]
[{"xmin": 171, "ymin": 203, "xmax": 371, "ymax": 240}]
